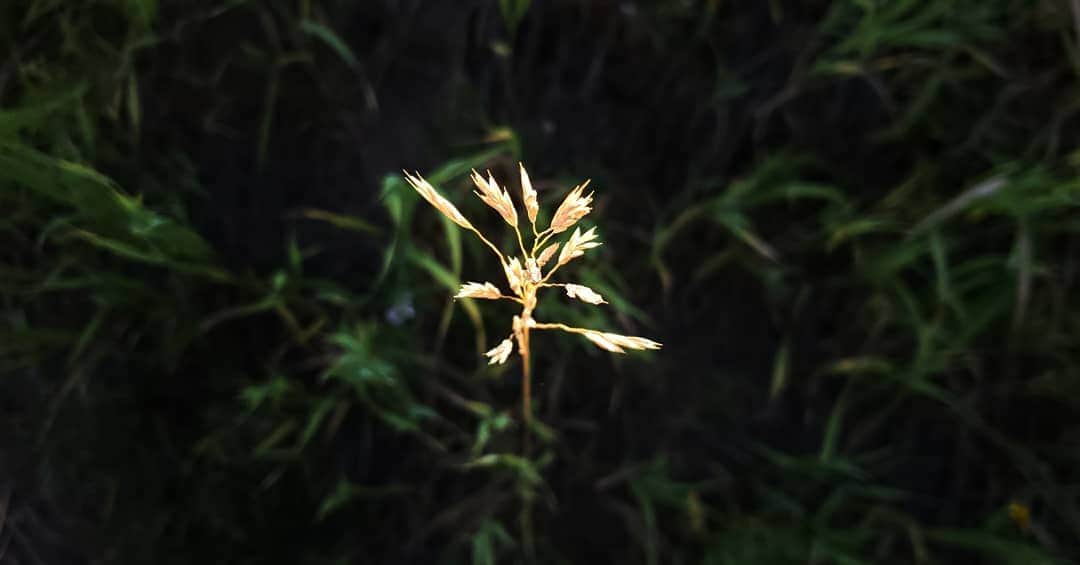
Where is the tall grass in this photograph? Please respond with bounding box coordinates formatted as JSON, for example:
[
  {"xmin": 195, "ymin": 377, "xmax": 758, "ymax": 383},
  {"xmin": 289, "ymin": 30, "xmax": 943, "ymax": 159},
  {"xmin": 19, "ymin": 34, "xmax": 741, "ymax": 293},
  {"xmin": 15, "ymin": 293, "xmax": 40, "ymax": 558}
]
[{"xmin": 1, "ymin": 0, "xmax": 1078, "ymax": 563}]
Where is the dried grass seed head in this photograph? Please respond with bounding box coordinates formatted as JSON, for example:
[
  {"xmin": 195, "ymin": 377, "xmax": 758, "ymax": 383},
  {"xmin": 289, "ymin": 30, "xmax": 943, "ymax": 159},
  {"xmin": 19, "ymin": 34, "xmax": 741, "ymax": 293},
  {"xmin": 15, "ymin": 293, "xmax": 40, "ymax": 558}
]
[
  {"xmin": 503, "ymin": 257, "xmax": 526, "ymax": 296},
  {"xmin": 582, "ymin": 329, "xmax": 661, "ymax": 353},
  {"xmin": 550, "ymin": 180, "xmax": 593, "ymax": 234},
  {"xmin": 519, "ymin": 163, "xmax": 539, "ymax": 225},
  {"xmin": 537, "ymin": 242, "xmax": 560, "ymax": 268},
  {"xmin": 404, "ymin": 171, "xmax": 474, "ymax": 230},
  {"xmin": 471, "ymin": 170, "xmax": 518, "ymax": 227},
  {"xmin": 564, "ymin": 283, "xmax": 606, "ymax": 304},
  {"xmin": 525, "ymin": 258, "xmax": 542, "ymax": 282},
  {"xmin": 404, "ymin": 165, "xmax": 662, "ymax": 366},
  {"xmin": 456, "ymin": 282, "xmax": 503, "ymax": 300},
  {"xmin": 485, "ymin": 339, "xmax": 513, "ymax": 365},
  {"xmin": 558, "ymin": 226, "xmax": 601, "ymax": 265}
]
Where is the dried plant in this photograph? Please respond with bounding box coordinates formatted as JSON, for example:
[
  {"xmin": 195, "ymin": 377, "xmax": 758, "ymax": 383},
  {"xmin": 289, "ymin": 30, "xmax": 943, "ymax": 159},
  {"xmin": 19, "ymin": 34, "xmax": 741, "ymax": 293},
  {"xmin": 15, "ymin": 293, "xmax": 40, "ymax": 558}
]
[{"xmin": 404, "ymin": 164, "xmax": 661, "ymax": 441}]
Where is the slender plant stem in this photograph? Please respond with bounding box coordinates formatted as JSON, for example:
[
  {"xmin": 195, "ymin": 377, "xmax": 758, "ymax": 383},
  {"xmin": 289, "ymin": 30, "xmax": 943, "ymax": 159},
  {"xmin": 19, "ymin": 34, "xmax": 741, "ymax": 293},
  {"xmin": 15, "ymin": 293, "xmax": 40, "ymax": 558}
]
[
  {"xmin": 514, "ymin": 224, "xmax": 530, "ymax": 260},
  {"xmin": 541, "ymin": 262, "xmax": 563, "ymax": 283},
  {"xmin": 468, "ymin": 227, "xmax": 506, "ymax": 265},
  {"xmin": 531, "ymin": 321, "xmax": 588, "ymax": 334},
  {"xmin": 521, "ymin": 326, "xmax": 532, "ymax": 455},
  {"xmin": 519, "ymin": 320, "xmax": 535, "ymax": 561},
  {"xmin": 532, "ymin": 229, "xmax": 554, "ymax": 255}
]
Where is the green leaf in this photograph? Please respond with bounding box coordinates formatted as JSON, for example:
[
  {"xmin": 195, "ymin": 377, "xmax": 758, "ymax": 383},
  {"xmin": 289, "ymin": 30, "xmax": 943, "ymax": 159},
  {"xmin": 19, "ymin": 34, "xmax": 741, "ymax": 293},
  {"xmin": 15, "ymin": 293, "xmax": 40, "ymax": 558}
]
[
  {"xmin": 298, "ymin": 208, "xmax": 381, "ymax": 234},
  {"xmin": 498, "ymin": 0, "xmax": 531, "ymax": 36},
  {"xmin": 300, "ymin": 20, "xmax": 360, "ymax": 68}
]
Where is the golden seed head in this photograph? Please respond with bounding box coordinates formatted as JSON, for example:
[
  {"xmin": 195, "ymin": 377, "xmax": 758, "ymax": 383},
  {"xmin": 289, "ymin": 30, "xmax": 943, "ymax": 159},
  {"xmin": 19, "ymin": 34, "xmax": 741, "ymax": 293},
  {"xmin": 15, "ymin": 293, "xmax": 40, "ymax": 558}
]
[
  {"xmin": 550, "ymin": 180, "xmax": 593, "ymax": 234},
  {"xmin": 455, "ymin": 282, "xmax": 503, "ymax": 300},
  {"xmin": 503, "ymin": 257, "xmax": 525, "ymax": 296},
  {"xmin": 404, "ymin": 171, "xmax": 474, "ymax": 230},
  {"xmin": 582, "ymin": 330, "xmax": 662, "ymax": 353},
  {"xmin": 403, "ymin": 165, "xmax": 661, "ymax": 367},
  {"xmin": 536, "ymin": 242, "xmax": 560, "ymax": 268},
  {"xmin": 525, "ymin": 258, "xmax": 542, "ymax": 283},
  {"xmin": 582, "ymin": 330, "xmax": 626, "ymax": 353},
  {"xmin": 564, "ymin": 283, "xmax": 607, "ymax": 305},
  {"xmin": 519, "ymin": 163, "xmax": 539, "ymax": 225},
  {"xmin": 484, "ymin": 339, "xmax": 513, "ymax": 365},
  {"xmin": 558, "ymin": 226, "xmax": 601, "ymax": 266},
  {"xmin": 471, "ymin": 170, "xmax": 518, "ymax": 227}
]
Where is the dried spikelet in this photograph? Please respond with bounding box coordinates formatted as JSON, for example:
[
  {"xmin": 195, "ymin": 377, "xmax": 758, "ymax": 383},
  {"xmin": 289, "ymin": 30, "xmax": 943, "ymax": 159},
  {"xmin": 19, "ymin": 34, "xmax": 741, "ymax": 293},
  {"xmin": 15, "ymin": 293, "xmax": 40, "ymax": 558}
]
[
  {"xmin": 549, "ymin": 180, "xmax": 593, "ymax": 233},
  {"xmin": 564, "ymin": 283, "xmax": 607, "ymax": 305},
  {"xmin": 484, "ymin": 339, "xmax": 513, "ymax": 365},
  {"xmin": 525, "ymin": 258, "xmax": 542, "ymax": 282},
  {"xmin": 471, "ymin": 170, "xmax": 518, "ymax": 227},
  {"xmin": 456, "ymin": 282, "xmax": 503, "ymax": 300},
  {"xmin": 536, "ymin": 242, "xmax": 560, "ymax": 268},
  {"xmin": 519, "ymin": 163, "xmax": 539, "ymax": 225},
  {"xmin": 503, "ymin": 257, "xmax": 525, "ymax": 296},
  {"xmin": 558, "ymin": 226, "xmax": 601, "ymax": 265},
  {"xmin": 404, "ymin": 172, "xmax": 474, "ymax": 230},
  {"xmin": 582, "ymin": 330, "xmax": 662, "ymax": 353},
  {"xmin": 582, "ymin": 330, "xmax": 625, "ymax": 353},
  {"xmin": 602, "ymin": 332, "xmax": 662, "ymax": 351}
]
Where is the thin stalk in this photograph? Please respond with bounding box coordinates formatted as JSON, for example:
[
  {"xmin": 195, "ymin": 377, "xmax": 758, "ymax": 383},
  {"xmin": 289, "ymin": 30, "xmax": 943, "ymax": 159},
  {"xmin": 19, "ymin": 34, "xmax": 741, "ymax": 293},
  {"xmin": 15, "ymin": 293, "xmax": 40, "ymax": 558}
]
[
  {"xmin": 541, "ymin": 262, "xmax": 563, "ymax": 284},
  {"xmin": 531, "ymin": 321, "xmax": 588, "ymax": 334},
  {"xmin": 519, "ymin": 317, "xmax": 535, "ymax": 561},
  {"xmin": 532, "ymin": 228, "xmax": 554, "ymax": 255},
  {"xmin": 521, "ymin": 325, "xmax": 532, "ymax": 454},
  {"xmin": 468, "ymin": 226, "xmax": 507, "ymax": 265},
  {"xmin": 514, "ymin": 224, "xmax": 530, "ymax": 260}
]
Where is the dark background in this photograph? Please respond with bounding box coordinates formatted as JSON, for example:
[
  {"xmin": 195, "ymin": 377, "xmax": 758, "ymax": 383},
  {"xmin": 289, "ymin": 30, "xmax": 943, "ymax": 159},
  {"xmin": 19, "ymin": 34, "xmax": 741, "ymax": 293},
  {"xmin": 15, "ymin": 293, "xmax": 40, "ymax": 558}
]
[{"xmin": 2, "ymin": 1, "xmax": 1079, "ymax": 563}]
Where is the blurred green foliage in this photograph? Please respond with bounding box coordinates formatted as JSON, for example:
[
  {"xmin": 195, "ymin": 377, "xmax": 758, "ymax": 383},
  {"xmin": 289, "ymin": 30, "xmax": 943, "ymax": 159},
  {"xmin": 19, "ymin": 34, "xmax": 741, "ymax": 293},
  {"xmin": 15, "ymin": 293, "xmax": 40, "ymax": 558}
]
[{"xmin": 2, "ymin": 0, "xmax": 1079, "ymax": 564}]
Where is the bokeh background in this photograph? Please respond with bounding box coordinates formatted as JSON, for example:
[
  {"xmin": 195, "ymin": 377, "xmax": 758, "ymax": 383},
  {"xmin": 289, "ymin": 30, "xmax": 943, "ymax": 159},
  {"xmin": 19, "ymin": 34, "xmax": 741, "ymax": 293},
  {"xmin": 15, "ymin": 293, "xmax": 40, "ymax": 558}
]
[{"xmin": 2, "ymin": 1, "xmax": 1080, "ymax": 563}]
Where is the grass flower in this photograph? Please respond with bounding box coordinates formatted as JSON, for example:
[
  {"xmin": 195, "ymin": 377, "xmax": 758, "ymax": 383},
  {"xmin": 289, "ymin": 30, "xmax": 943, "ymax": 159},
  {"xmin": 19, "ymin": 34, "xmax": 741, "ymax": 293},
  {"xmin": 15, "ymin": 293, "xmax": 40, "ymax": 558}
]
[
  {"xmin": 456, "ymin": 282, "xmax": 504, "ymax": 300},
  {"xmin": 405, "ymin": 163, "xmax": 662, "ymax": 443},
  {"xmin": 485, "ymin": 339, "xmax": 514, "ymax": 365},
  {"xmin": 563, "ymin": 283, "xmax": 607, "ymax": 305},
  {"xmin": 549, "ymin": 181, "xmax": 593, "ymax": 234}
]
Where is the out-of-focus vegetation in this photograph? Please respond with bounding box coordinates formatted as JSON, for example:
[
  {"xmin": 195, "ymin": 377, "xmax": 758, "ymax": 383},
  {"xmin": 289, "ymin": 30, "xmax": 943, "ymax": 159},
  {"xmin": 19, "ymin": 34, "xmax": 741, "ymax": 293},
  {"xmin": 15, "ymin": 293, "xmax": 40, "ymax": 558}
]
[{"xmin": 2, "ymin": 1, "xmax": 1079, "ymax": 563}]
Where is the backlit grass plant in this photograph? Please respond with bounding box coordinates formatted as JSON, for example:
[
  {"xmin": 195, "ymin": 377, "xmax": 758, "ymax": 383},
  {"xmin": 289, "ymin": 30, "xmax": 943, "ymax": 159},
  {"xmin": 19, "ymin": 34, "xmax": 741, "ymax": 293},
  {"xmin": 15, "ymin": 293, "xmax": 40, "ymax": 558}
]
[{"xmin": 404, "ymin": 164, "xmax": 661, "ymax": 436}]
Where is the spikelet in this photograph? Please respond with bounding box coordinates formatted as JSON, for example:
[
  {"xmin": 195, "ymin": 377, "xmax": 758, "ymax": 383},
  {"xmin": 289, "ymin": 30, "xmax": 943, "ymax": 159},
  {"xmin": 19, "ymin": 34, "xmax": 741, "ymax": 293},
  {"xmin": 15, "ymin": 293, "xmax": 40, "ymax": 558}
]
[
  {"xmin": 581, "ymin": 330, "xmax": 661, "ymax": 353},
  {"xmin": 603, "ymin": 333, "xmax": 662, "ymax": 351},
  {"xmin": 404, "ymin": 172, "xmax": 474, "ymax": 230},
  {"xmin": 456, "ymin": 282, "xmax": 503, "ymax": 300},
  {"xmin": 536, "ymin": 242, "xmax": 560, "ymax": 268},
  {"xmin": 549, "ymin": 180, "xmax": 593, "ymax": 233},
  {"xmin": 581, "ymin": 330, "xmax": 626, "ymax": 353},
  {"xmin": 558, "ymin": 226, "xmax": 601, "ymax": 265},
  {"xmin": 484, "ymin": 339, "xmax": 513, "ymax": 365},
  {"xmin": 503, "ymin": 257, "xmax": 526, "ymax": 296},
  {"xmin": 471, "ymin": 170, "xmax": 518, "ymax": 227},
  {"xmin": 519, "ymin": 163, "xmax": 539, "ymax": 225},
  {"xmin": 525, "ymin": 258, "xmax": 542, "ymax": 282},
  {"xmin": 564, "ymin": 283, "xmax": 606, "ymax": 304}
]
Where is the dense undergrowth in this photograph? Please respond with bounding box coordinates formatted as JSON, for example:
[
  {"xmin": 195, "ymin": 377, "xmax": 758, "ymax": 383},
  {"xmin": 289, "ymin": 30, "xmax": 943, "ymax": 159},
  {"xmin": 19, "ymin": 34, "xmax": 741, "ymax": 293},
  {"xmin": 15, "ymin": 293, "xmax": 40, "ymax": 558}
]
[{"xmin": 2, "ymin": 1, "xmax": 1079, "ymax": 563}]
